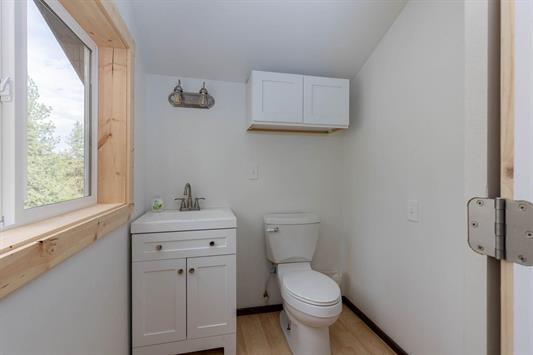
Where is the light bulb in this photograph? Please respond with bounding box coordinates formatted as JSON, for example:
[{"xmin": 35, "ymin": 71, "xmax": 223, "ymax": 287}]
[
  {"xmin": 198, "ymin": 82, "xmax": 209, "ymax": 107},
  {"xmin": 169, "ymin": 80, "xmax": 183, "ymax": 106}
]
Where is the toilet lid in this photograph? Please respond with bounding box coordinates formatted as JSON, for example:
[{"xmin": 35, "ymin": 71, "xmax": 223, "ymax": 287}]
[{"xmin": 282, "ymin": 270, "xmax": 340, "ymax": 306}]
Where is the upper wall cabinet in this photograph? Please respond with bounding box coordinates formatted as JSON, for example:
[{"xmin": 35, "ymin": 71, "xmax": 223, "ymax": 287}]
[{"xmin": 247, "ymin": 70, "xmax": 349, "ymax": 133}]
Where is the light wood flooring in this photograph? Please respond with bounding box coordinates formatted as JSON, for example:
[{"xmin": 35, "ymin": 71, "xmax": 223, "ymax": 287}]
[{"xmin": 190, "ymin": 305, "xmax": 395, "ymax": 355}]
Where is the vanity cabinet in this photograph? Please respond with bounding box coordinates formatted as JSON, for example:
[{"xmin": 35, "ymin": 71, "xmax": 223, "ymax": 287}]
[
  {"xmin": 131, "ymin": 209, "xmax": 237, "ymax": 355},
  {"xmin": 247, "ymin": 70, "xmax": 349, "ymax": 133}
]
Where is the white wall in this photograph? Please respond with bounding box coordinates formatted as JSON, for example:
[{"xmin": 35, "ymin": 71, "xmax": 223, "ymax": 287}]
[
  {"xmin": 0, "ymin": 226, "xmax": 129, "ymax": 355},
  {"xmin": 143, "ymin": 74, "xmax": 344, "ymax": 308},
  {"xmin": 0, "ymin": 2, "xmax": 146, "ymax": 354},
  {"xmin": 341, "ymin": 1, "xmax": 497, "ymax": 354}
]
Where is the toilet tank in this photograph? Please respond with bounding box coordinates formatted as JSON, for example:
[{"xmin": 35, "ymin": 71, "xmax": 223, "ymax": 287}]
[{"xmin": 264, "ymin": 212, "xmax": 320, "ymax": 264}]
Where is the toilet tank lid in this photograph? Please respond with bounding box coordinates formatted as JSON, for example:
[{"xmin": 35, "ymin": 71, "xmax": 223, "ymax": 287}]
[{"xmin": 264, "ymin": 212, "xmax": 320, "ymax": 225}]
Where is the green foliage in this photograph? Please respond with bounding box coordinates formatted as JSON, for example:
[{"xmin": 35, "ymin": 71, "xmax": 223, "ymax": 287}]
[{"xmin": 25, "ymin": 78, "xmax": 86, "ymax": 208}]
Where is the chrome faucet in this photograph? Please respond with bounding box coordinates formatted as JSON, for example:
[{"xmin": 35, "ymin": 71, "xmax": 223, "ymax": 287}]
[{"xmin": 175, "ymin": 183, "xmax": 205, "ymax": 211}]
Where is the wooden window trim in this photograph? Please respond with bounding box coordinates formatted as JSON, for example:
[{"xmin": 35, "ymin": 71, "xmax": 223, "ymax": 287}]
[
  {"xmin": 501, "ymin": 1, "xmax": 514, "ymax": 354},
  {"xmin": 0, "ymin": 0, "xmax": 135, "ymax": 299}
]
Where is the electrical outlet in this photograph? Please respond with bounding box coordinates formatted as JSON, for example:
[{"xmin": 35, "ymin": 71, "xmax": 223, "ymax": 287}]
[{"xmin": 408, "ymin": 200, "xmax": 420, "ymax": 222}]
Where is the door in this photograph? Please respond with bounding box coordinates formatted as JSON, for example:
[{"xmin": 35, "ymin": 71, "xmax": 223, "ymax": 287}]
[
  {"xmin": 132, "ymin": 259, "xmax": 187, "ymax": 347},
  {"xmin": 250, "ymin": 71, "xmax": 303, "ymax": 123},
  {"xmin": 187, "ymin": 255, "xmax": 236, "ymax": 339},
  {"xmin": 501, "ymin": 1, "xmax": 533, "ymax": 354},
  {"xmin": 303, "ymin": 75, "xmax": 349, "ymax": 127}
]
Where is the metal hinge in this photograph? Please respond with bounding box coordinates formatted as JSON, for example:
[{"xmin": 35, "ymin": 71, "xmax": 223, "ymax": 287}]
[
  {"xmin": 468, "ymin": 197, "xmax": 533, "ymax": 266},
  {"xmin": 0, "ymin": 77, "xmax": 12, "ymax": 102}
]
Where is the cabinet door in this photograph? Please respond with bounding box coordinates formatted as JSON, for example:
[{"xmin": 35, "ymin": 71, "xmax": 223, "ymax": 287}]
[
  {"xmin": 303, "ymin": 75, "xmax": 349, "ymax": 126},
  {"xmin": 187, "ymin": 255, "xmax": 236, "ymax": 339},
  {"xmin": 132, "ymin": 259, "xmax": 186, "ymax": 347},
  {"xmin": 251, "ymin": 71, "xmax": 303, "ymax": 123}
]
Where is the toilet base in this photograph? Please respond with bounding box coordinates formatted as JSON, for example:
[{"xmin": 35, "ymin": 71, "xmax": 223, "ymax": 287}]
[{"xmin": 280, "ymin": 310, "xmax": 331, "ymax": 355}]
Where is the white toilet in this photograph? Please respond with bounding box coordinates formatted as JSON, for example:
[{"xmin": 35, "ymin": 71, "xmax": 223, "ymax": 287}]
[{"xmin": 264, "ymin": 212, "xmax": 342, "ymax": 355}]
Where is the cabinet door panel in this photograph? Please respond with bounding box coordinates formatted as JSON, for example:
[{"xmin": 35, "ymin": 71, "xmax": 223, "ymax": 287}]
[
  {"xmin": 187, "ymin": 255, "xmax": 236, "ymax": 339},
  {"xmin": 303, "ymin": 76, "xmax": 349, "ymax": 126},
  {"xmin": 132, "ymin": 259, "xmax": 186, "ymax": 347},
  {"xmin": 251, "ymin": 71, "xmax": 303, "ymax": 123}
]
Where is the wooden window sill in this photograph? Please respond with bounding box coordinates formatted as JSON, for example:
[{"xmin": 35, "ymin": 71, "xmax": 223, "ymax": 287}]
[{"xmin": 0, "ymin": 203, "xmax": 132, "ymax": 299}]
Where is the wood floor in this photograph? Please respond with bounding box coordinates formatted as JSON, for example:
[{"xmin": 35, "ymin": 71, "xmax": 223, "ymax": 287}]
[{"xmin": 189, "ymin": 305, "xmax": 395, "ymax": 355}]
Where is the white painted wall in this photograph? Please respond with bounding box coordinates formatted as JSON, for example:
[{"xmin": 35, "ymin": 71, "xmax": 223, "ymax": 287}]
[
  {"xmin": 0, "ymin": 2, "xmax": 146, "ymax": 354},
  {"xmin": 0, "ymin": 226, "xmax": 129, "ymax": 355},
  {"xmin": 341, "ymin": 1, "xmax": 498, "ymax": 354},
  {"xmin": 143, "ymin": 74, "xmax": 344, "ymax": 308}
]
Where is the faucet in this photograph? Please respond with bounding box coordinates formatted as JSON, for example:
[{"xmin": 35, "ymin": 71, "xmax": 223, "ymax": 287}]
[
  {"xmin": 175, "ymin": 183, "xmax": 205, "ymax": 211},
  {"xmin": 184, "ymin": 183, "xmax": 193, "ymax": 209}
]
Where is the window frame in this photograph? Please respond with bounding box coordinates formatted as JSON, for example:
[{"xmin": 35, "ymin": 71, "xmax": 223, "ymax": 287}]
[
  {"xmin": 1, "ymin": 0, "xmax": 99, "ymax": 229},
  {"xmin": 0, "ymin": 0, "xmax": 134, "ymax": 300}
]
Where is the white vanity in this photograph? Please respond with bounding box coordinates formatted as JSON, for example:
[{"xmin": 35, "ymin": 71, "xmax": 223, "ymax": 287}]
[{"xmin": 131, "ymin": 208, "xmax": 237, "ymax": 355}]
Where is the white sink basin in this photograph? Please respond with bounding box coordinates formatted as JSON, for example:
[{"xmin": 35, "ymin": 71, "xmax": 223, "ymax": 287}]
[{"xmin": 131, "ymin": 208, "xmax": 236, "ymax": 234}]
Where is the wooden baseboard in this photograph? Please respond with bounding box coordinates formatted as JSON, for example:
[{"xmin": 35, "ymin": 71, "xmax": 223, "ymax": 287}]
[
  {"xmin": 236, "ymin": 304, "xmax": 283, "ymax": 316},
  {"xmin": 342, "ymin": 296, "xmax": 408, "ymax": 355}
]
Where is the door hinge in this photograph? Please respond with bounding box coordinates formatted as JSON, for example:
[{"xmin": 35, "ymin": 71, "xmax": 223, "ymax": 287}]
[
  {"xmin": 468, "ymin": 197, "xmax": 533, "ymax": 266},
  {"xmin": 0, "ymin": 77, "xmax": 12, "ymax": 102}
]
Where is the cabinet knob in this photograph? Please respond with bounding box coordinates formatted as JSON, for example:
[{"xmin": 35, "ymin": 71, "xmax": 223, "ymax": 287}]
[
  {"xmin": 189, "ymin": 268, "xmax": 195, "ymax": 274},
  {"xmin": 209, "ymin": 241, "xmax": 215, "ymax": 247},
  {"xmin": 178, "ymin": 269, "xmax": 184, "ymax": 275},
  {"xmin": 155, "ymin": 244, "xmax": 163, "ymax": 251}
]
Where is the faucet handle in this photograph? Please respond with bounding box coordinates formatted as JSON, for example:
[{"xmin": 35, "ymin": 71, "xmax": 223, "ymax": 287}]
[
  {"xmin": 174, "ymin": 197, "xmax": 186, "ymax": 211},
  {"xmin": 193, "ymin": 197, "xmax": 205, "ymax": 210}
]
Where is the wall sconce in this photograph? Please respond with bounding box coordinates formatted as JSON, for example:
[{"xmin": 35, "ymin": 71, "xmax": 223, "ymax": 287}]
[{"xmin": 168, "ymin": 80, "xmax": 215, "ymax": 109}]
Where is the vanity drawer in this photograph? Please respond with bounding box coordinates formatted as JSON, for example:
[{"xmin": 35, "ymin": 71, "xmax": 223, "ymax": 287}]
[{"xmin": 132, "ymin": 229, "xmax": 236, "ymax": 262}]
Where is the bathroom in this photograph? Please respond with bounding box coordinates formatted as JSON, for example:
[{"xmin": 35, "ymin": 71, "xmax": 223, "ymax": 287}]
[{"xmin": 0, "ymin": 0, "xmax": 521, "ymax": 354}]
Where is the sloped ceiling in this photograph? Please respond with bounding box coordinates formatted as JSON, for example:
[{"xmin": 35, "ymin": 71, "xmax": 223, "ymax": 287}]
[{"xmin": 129, "ymin": 0, "xmax": 407, "ymax": 82}]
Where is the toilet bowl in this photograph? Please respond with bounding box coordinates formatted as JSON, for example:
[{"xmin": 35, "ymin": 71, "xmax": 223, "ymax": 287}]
[
  {"xmin": 264, "ymin": 212, "xmax": 341, "ymax": 355},
  {"xmin": 277, "ymin": 262, "xmax": 341, "ymax": 355}
]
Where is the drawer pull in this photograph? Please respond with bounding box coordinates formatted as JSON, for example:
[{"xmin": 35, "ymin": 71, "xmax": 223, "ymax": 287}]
[
  {"xmin": 189, "ymin": 268, "xmax": 195, "ymax": 274},
  {"xmin": 178, "ymin": 268, "xmax": 184, "ymax": 275},
  {"xmin": 155, "ymin": 244, "xmax": 163, "ymax": 251},
  {"xmin": 209, "ymin": 241, "xmax": 215, "ymax": 246}
]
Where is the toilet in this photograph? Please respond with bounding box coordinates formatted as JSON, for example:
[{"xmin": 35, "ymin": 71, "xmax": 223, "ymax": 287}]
[{"xmin": 264, "ymin": 212, "xmax": 341, "ymax": 355}]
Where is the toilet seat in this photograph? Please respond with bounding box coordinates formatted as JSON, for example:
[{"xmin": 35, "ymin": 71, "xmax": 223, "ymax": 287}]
[
  {"xmin": 279, "ymin": 268, "xmax": 342, "ymax": 319},
  {"xmin": 282, "ymin": 270, "xmax": 340, "ymax": 306}
]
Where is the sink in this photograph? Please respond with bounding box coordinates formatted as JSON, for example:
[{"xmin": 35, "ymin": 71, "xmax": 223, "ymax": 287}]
[{"xmin": 131, "ymin": 208, "xmax": 236, "ymax": 234}]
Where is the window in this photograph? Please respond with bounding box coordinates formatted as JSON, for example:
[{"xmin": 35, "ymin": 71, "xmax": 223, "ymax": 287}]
[
  {"xmin": 0, "ymin": 0, "xmax": 98, "ymax": 229},
  {"xmin": 0, "ymin": 0, "xmax": 133, "ymax": 299}
]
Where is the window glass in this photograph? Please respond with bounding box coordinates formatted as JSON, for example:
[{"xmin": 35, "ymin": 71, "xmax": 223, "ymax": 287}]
[{"xmin": 25, "ymin": 0, "xmax": 91, "ymax": 209}]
